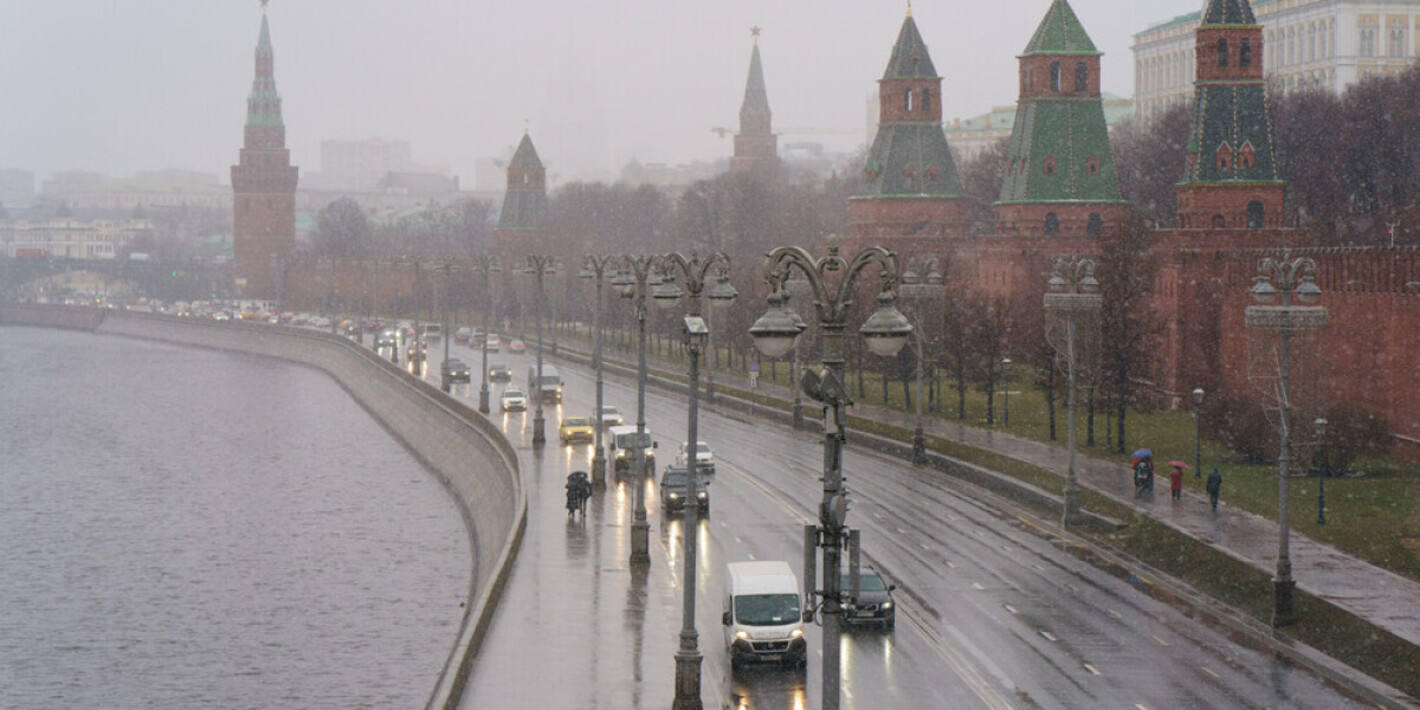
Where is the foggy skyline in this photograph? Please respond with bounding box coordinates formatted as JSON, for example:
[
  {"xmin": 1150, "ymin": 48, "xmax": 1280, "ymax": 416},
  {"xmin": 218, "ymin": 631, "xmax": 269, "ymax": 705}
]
[{"xmin": 1, "ymin": 1, "xmax": 1203, "ymax": 187}]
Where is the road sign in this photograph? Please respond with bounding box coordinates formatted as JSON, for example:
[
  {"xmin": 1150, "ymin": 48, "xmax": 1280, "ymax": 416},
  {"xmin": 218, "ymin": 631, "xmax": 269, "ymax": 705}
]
[{"xmin": 749, "ymin": 362, "xmax": 759, "ymax": 373}]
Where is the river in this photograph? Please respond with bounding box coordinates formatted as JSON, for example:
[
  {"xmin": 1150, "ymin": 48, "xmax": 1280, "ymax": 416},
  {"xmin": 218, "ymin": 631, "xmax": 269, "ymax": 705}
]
[{"xmin": 0, "ymin": 326, "xmax": 471, "ymax": 709}]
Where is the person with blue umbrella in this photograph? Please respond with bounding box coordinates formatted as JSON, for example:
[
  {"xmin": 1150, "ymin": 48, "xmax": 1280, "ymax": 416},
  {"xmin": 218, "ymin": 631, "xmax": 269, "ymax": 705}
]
[{"xmin": 1131, "ymin": 449, "xmax": 1154, "ymax": 498}]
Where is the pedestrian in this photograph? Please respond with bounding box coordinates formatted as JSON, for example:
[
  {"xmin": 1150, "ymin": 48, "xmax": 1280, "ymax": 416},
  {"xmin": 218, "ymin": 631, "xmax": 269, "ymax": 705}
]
[
  {"xmin": 1206, "ymin": 468, "xmax": 1223, "ymax": 511},
  {"xmin": 1168, "ymin": 461, "xmax": 1186, "ymax": 500}
]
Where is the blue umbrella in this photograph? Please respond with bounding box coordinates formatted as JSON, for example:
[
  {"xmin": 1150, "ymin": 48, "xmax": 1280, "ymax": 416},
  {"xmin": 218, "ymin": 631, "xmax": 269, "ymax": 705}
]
[{"xmin": 1131, "ymin": 448, "xmax": 1153, "ymax": 459}]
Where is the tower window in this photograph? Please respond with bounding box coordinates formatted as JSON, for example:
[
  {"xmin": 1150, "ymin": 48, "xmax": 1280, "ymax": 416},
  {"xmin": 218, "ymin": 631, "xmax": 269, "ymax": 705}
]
[
  {"xmin": 1043, "ymin": 156, "xmax": 1057, "ymax": 176},
  {"xmin": 925, "ymin": 165, "xmax": 941, "ymax": 182},
  {"xmin": 1212, "ymin": 214, "xmax": 1228, "ymax": 228},
  {"xmin": 1239, "ymin": 142, "xmax": 1256, "ymax": 170},
  {"xmin": 1087, "ymin": 213, "xmax": 1103, "ymax": 236},
  {"xmin": 1075, "ymin": 62, "xmax": 1088, "ymax": 92},
  {"xmin": 1241, "ymin": 38, "xmax": 1252, "ymax": 67},
  {"xmin": 1044, "ymin": 212, "xmax": 1060, "ymax": 236},
  {"xmin": 1050, "ymin": 61, "xmax": 1062, "ymax": 92},
  {"xmin": 921, "ymin": 88, "xmax": 931, "ymax": 113},
  {"xmin": 905, "ymin": 89, "xmax": 913, "ymax": 112},
  {"xmin": 1086, "ymin": 156, "xmax": 1101, "ymax": 175},
  {"xmin": 1216, "ymin": 143, "xmax": 1233, "ymax": 172},
  {"xmin": 1218, "ymin": 38, "xmax": 1230, "ymax": 68},
  {"xmin": 1247, "ymin": 201, "xmax": 1265, "ymax": 229},
  {"xmin": 903, "ymin": 164, "xmax": 918, "ymax": 179}
]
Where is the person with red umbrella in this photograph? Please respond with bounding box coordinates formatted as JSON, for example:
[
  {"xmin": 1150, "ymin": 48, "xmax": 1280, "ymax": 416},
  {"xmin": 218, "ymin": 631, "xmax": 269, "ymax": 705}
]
[{"xmin": 1168, "ymin": 461, "xmax": 1188, "ymax": 501}]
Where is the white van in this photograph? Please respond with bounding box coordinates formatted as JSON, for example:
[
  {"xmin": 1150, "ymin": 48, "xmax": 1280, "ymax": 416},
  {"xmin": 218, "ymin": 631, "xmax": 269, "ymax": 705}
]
[{"xmin": 722, "ymin": 561, "xmax": 806, "ymax": 669}]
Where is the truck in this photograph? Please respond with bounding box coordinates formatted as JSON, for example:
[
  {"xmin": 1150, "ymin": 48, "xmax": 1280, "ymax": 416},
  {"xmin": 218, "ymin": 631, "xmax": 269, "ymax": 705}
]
[
  {"xmin": 526, "ymin": 364, "xmax": 563, "ymax": 404},
  {"xmin": 722, "ymin": 561, "xmax": 807, "ymax": 669}
]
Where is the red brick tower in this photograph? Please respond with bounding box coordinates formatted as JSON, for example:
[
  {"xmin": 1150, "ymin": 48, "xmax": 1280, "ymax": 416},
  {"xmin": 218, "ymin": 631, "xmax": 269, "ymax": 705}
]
[
  {"xmin": 491, "ymin": 132, "xmax": 551, "ymax": 264},
  {"xmin": 231, "ymin": 2, "xmax": 298, "ymax": 302},
  {"xmin": 729, "ymin": 27, "xmax": 779, "ymax": 176}
]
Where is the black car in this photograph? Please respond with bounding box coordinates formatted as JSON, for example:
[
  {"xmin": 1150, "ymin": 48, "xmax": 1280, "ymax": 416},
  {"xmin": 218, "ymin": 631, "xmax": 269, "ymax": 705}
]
[
  {"xmin": 841, "ymin": 567, "xmax": 896, "ymax": 628},
  {"xmin": 489, "ymin": 363, "xmax": 512, "ymax": 383},
  {"xmin": 659, "ymin": 465, "xmax": 710, "ymax": 515},
  {"xmin": 444, "ymin": 358, "xmax": 471, "ymax": 383}
]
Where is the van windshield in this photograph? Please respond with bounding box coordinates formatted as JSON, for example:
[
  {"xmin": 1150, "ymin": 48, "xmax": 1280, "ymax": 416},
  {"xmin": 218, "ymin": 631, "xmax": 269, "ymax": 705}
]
[{"xmin": 734, "ymin": 593, "xmax": 800, "ymax": 626}]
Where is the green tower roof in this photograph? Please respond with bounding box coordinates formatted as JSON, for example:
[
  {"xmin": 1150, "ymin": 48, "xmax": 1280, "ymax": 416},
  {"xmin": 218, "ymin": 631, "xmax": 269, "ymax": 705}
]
[
  {"xmin": 882, "ymin": 14, "xmax": 938, "ymax": 80},
  {"xmin": 1022, "ymin": 0, "xmax": 1100, "ymax": 56},
  {"xmin": 998, "ymin": 101, "xmax": 1123, "ymax": 204},
  {"xmin": 1183, "ymin": 83, "xmax": 1279, "ymax": 184},
  {"xmin": 742, "ymin": 44, "xmax": 770, "ymax": 114},
  {"xmin": 1203, "ymin": 0, "xmax": 1257, "ymax": 26},
  {"xmin": 245, "ymin": 13, "xmax": 283, "ymax": 129},
  {"xmin": 861, "ymin": 123, "xmax": 963, "ymax": 198},
  {"xmin": 508, "ymin": 133, "xmax": 543, "ymax": 170}
]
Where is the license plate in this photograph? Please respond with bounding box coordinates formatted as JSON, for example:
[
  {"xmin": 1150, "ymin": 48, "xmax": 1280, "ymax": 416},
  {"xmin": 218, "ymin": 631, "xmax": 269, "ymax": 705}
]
[{"xmin": 760, "ymin": 654, "xmax": 781, "ymax": 662}]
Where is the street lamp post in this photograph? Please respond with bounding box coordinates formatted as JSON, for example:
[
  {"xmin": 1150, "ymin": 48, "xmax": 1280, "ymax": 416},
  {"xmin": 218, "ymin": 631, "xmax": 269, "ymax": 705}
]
[
  {"xmin": 522, "ymin": 255, "xmax": 556, "ymax": 447},
  {"xmin": 614, "ymin": 256, "xmax": 659, "ymax": 567},
  {"xmin": 1044, "ymin": 257, "xmax": 1102, "ymax": 527},
  {"xmin": 1245, "ymin": 253, "xmax": 1328, "ymax": 628},
  {"xmin": 657, "ymin": 252, "xmax": 736, "ymax": 710},
  {"xmin": 749, "ymin": 244, "xmax": 912, "ymax": 710},
  {"xmin": 899, "ymin": 258, "xmax": 943, "ymax": 465},
  {"xmin": 580, "ymin": 256, "xmax": 617, "ymax": 487},
  {"xmin": 1315, "ymin": 417, "xmax": 1328, "ymax": 525},
  {"xmin": 1002, "ymin": 357, "xmax": 1012, "ymax": 428},
  {"xmin": 432, "ymin": 259, "xmax": 459, "ymax": 393},
  {"xmin": 784, "ymin": 270, "xmax": 813, "ymax": 430},
  {"xmin": 470, "ymin": 256, "xmax": 500, "ymax": 415},
  {"xmin": 1193, "ymin": 387, "xmax": 1205, "ymax": 479}
]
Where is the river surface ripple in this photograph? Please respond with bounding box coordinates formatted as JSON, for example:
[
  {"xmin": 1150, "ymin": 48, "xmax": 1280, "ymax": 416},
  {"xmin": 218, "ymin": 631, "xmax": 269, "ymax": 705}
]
[{"xmin": 0, "ymin": 326, "xmax": 471, "ymax": 709}]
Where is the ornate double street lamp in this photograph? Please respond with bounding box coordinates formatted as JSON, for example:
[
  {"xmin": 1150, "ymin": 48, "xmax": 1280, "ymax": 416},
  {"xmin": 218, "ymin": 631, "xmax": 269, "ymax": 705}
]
[
  {"xmin": 522, "ymin": 255, "xmax": 557, "ymax": 447},
  {"xmin": 658, "ymin": 252, "xmax": 736, "ymax": 710},
  {"xmin": 470, "ymin": 255, "xmax": 501, "ymax": 415},
  {"xmin": 899, "ymin": 258, "xmax": 943, "ymax": 464},
  {"xmin": 1044, "ymin": 256, "xmax": 1102, "ymax": 526},
  {"xmin": 431, "ymin": 259, "xmax": 460, "ymax": 392},
  {"xmin": 580, "ymin": 255, "xmax": 618, "ymax": 487},
  {"xmin": 1245, "ymin": 253, "xmax": 1327, "ymax": 627},
  {"xmin": 613, "ymin": 255, "xmax": 660, "ymax": 567},
  {"xmin": 749, "ymin": 244, "xmax": 912, "ymax": 710}
]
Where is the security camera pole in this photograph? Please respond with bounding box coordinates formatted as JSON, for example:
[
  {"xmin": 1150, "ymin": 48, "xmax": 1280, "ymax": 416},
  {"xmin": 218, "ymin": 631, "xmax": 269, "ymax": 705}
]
[{"xmin": 750, "ymin": 244, "xmax": 912, "ymax": 710}]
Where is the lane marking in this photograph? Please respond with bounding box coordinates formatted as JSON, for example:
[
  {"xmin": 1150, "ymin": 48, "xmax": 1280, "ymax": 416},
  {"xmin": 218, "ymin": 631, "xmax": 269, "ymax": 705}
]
[
  {"xmin": 945, "ymin": 561, "xmax": 957, "ymax": 569},
  {"xmin": 947, "ymin": 514, "xmax": 959, "ymax": 521},
  {"xmin": 1152, "ymin": 635, "xmax": 1170, "ymax": 647},
  {"xmin": 1031, "ymin": 563, "xmax": 1045, "ymax": 572},
  {"xmin": 1040, "ymin": 631, "xmax": 1058, "ymax": 642},
  {"xmin": 999, "ymin": 544, "xmax": 1012, "ymax": 552},
  {"xmin": 1084, "ymin": 663, "xmax": 1101, "ymax": 676},
  {"xmin": 919, "ymin": 543, "xmax": 931, "ymax": 551},
  {"xmin": 1201, "ymin": 666, "xmax": 1220, "ymax": 678},
  {"xmin": 896, "ymin": 527, "xmax": 908, "ymax": 534},
  {"xmin": 1065, "ymin": 584, "xmax": 1079, "ymax": 593},
  {"xmin": 1108, "ymin": 609, "xmax": 1123, "ymax": 619},
  {"xmin": 1004, "ymin": 604, "xmax": 1018, "ymax": 615},
  {"xmin": 972, "ymin": 582, "xmax": 986, "ymax": 591},
  {"xmin": 873, "ymin": 512, "xmax": 883, "ymax": 520}
]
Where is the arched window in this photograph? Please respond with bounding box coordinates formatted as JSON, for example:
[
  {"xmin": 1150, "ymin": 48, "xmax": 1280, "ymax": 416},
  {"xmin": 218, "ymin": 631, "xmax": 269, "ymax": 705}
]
[
  {"xmin": 1218, "ymin": 38, "xmax": 1230, "ymax": 68},
  {"xmin": 1050, "ymin": 61, "xmax": 1062, "ymax": 92},
  {"xmin": 1247, "ymin": 201, "xmax": 1265, "ymax": 229},
  {"xmin": 1043, "ymin": 156, "xmax": 1057, "ymax": 176},
  {"xmin": 1239, "ymin": 142, "xmax": 1256, "ymax": 170},
  {"xmin": 1212, "ymin": 214, "xmax": 1228, "ymax": 228},
  {"xmin": 1086, "ymin": 156, "xmax": 1101, "ymax": 175},
  {"xmin": 905, "ymin": 89, "xmax": 913, "ymax": 112},
  {"xmin": 1241, "ymin": 38, "xmax": 1252, "ymax": 67},
  {"xmin": 921, "ymin": 88, "xmax": 931, "ymax": 113},
  {"xmin": 1087, "ymin": 213, "xmax": 1104, "ymax": 236},
  {"xmin": 1216, "ymin": 143, "xmax": 1233, "ymax": 172},
  {"xmin": 1075, "ymin": 62, "xmax": 1088, "ymax": 92},
  {"xmin": 1044, "ymin": 212, "xmax": 1060, "ymax": 236}
]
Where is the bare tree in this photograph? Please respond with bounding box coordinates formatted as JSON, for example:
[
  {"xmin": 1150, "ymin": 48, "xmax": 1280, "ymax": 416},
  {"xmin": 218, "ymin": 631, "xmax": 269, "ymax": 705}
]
[{"xmin": 1095, "ymin": 213, "xmax": 1164, "ymax": 454}]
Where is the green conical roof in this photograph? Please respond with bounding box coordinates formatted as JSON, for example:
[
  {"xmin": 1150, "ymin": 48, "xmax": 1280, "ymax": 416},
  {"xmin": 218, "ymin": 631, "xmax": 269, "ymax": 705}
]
[
  {"xmin": 257, "ymin": 15, "xmax": 272, "ymax": 53},
  {"xmin": 1022, "ymin": 0, "xmax": 1100, "ymax": 55},
  {"xmin": 1203, "ymin": 0, "xmax": 1257, "ymax": 26},
  {"xmin": 998, "ymin": 101, "xmax": 1123, "ymax": 204},
  {"xmin": 882, "ymin": 15, "xmax": 938, "ymax": 80},
  {"xmin": 861, "ymin": 123, "xmax": 962, "ymax": 197},
  {"xmin": 742, "ymin": 44, "xmax": 770, "ymax": 114},
  {"xmin": 245, "ymin": 13, "xmax": 283, "ymax": 129},
  {"xmin": 1183, "ymin": 83, "xmax": 1279, "ymax": 184},
  {"xmin": 508, "ymin": 133, "xmax": 543, "ymax": 169}
]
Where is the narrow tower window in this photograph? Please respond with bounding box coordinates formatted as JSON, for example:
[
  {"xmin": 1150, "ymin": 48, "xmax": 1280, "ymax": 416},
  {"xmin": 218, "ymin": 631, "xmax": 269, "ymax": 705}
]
[
  {"xmin": 921, "ymin": 88, "xmax": 931, "ymax": 113},
  {"xmin": 905, "ymin": 89, "xmax": 914, "ymax": 112},
  {"xmin": 1075, "ymin": 62, "xmax": 1088, "ymax": 92},
  {"xmin": 1218, "ymin": 38, "xmax": 1230, "ymax": 68},
  {"xmin": 1044, "ymin": 213, "xmax": 1060, "ymax": 236},
  {"xmin": 1247, "ymin": 201, "xmax": 1265, "ymax": 229},
  {"xmin": 1241, "ymin": 38, "xmax": 1253, "ymax": 67},
  {"xmin": 1043, "ymin": 156, "xmax": 1058, "ymax": 176},
  {"xmin": 1086, "ymin": 156, "xmax": 1101, "ymax": 175},
  {"xmin": 1216, "ymin": 143, "xmax": 1233, "ymax": 172},
  {"xmin": 1050, "ymin": 61, "xmax": 1062, "ymax": 91},
  {"xmin": 1087, "ymin": 213, "xmax": 1104, "ymax": 236}
]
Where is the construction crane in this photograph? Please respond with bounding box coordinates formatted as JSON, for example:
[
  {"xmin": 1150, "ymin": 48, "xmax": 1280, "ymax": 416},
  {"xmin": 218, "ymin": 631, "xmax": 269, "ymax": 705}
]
[{"xmin": 711, "ymin": 125, "xmax": 862, "ymax": 139}]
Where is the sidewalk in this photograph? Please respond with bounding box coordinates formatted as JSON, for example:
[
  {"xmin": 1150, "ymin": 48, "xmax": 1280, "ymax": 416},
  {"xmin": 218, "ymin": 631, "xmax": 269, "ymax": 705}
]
[{"xmin": 717, "ymin": 365, "xmax": 1420, "ymax": 649}]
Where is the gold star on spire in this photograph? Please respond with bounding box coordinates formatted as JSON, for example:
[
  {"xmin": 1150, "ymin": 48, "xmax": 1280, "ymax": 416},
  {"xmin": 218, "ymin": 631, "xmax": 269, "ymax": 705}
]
[
  {"xmin": 260, "ymin": 0, "xmax": 269, "ymax": 13},
  {"xmin": 907, "ymin": 1, "xmax": 913, "ymax": 18},
  {"xmin": 750, "ymin": 25, "xmax": 762, "ymax": 44}
]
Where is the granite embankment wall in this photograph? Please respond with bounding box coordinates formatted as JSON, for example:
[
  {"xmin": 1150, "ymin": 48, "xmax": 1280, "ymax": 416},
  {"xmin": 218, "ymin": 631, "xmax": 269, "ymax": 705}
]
[{"xmin": 0, "ymin": 304, "xmax": 523, "ymax": 710}]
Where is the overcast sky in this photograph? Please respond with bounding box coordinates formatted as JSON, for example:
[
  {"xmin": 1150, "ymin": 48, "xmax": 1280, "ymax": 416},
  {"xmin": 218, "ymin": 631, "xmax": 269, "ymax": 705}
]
[{"xmin": 0, "ymin": 0, "xmax": 1205, "ymax": 187}]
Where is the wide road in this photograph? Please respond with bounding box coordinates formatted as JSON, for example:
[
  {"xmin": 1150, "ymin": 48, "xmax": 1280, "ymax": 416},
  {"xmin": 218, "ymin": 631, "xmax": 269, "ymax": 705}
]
[{"xmin": 398, "ymin": 333, "xmax": 1370, "ymax": 709}]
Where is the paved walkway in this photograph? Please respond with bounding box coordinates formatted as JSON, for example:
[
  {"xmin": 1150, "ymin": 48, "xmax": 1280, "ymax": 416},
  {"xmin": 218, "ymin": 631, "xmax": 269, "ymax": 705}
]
[{"xmin": 564, "ymin": 338, "xmax": 1420, "ymax": 651}]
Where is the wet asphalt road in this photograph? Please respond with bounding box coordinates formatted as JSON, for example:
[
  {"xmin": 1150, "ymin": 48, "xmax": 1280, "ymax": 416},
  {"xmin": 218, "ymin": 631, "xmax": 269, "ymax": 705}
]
[{"xmin": 401, "ymin": 336, "xmax": 1371, "ymax": 710}]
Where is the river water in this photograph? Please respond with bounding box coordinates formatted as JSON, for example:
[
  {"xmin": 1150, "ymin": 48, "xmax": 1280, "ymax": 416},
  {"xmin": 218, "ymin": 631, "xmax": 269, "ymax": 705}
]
[{"xmin": 0, "ymin": 326, "xmax": 471, "ymax": 709}]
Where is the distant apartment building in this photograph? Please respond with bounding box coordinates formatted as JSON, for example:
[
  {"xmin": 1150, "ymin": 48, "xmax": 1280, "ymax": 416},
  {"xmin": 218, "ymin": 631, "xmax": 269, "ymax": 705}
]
[
  {"xmin": 36, "ymin": 169, "xmax": 228, "ymax": 212},
  {"xmin": 0, "ymin": 169, "xmax": 35, "ymax": 210},
  {"xmin": 1134, "ymin": 0, "xmax": 1420, "ymax": 123},
  {"xmin": 0, "ymin": 218, "xmax": 153, "ymax": 259},
  {"xmin": 318, "ymin": 138, "xmax": 414, "ymax": 192}
]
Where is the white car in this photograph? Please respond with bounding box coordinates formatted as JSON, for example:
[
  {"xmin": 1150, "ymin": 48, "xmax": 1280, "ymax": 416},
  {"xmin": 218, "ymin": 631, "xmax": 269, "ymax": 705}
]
[
  {"xmin": 676, "ymin": 441, "xmax": 715, "ymax": 474},
  {"xmin": 500, "ymin": 388, "xmax": 527, "ymax": 412},
  {"xmin": 597, "ymin": 406, "xmax": 624, "ymax": 429}
]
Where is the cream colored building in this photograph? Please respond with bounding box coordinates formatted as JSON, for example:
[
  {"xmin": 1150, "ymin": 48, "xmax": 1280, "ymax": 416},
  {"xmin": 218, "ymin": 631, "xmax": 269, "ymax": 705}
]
[
  {"xmin": 1134, "ymin": 0, "xmax": 1420, "ymax": 123},
  {"xmin": 1, "ymin": 218, "xmax": 153, "ymax": 259}
]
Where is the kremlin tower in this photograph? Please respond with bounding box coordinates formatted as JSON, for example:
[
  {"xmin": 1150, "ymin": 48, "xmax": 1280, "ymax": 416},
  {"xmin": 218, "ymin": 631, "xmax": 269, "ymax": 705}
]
[{"xmin": 729, "ymin": 28, "xmax": 779, "ymax": 176}]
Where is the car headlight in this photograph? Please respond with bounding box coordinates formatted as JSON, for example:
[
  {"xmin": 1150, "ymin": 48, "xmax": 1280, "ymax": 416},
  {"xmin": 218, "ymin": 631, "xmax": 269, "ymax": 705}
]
[
  {"xmin": 697, "ymin": 491, "xmax": 708, "ymax": 500},
  {"xmin": 735, "ymin": 631, "xmax": 748, "ymax": 640},
  {"xmin": 790, "ymin": 628, "xmax": 803, "ymax": 639},
  {"xmin": 668, "ymin": 493, "xmax": 680, "ymax": 499},
  {"xmin": 881, "ymin": 601, "xmax": 893, "ymax": 609}
]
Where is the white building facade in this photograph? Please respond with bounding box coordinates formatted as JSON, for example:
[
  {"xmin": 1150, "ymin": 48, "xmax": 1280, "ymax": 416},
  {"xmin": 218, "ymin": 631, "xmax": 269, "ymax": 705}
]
[
  {"xmin": 0, "ymin": 219, "xmax": 153, "ymax": 259},
  {"xmin": 1134, "ymin": 0, "xmax": 1420, "ymax": 123}
]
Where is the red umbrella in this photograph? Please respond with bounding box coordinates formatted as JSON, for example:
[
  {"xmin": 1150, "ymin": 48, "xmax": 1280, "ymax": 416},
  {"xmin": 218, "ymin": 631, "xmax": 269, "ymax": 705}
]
[{"xmin": 1168, "ymin": 460, "xmax": 1189, "ymax": 469}]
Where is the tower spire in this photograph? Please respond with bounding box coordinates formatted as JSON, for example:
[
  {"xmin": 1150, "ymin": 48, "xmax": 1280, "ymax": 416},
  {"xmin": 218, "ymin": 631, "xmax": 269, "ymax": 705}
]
[{"xmin": 730, "ymin": 31, "xmax": 778, "ymax": 176}]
